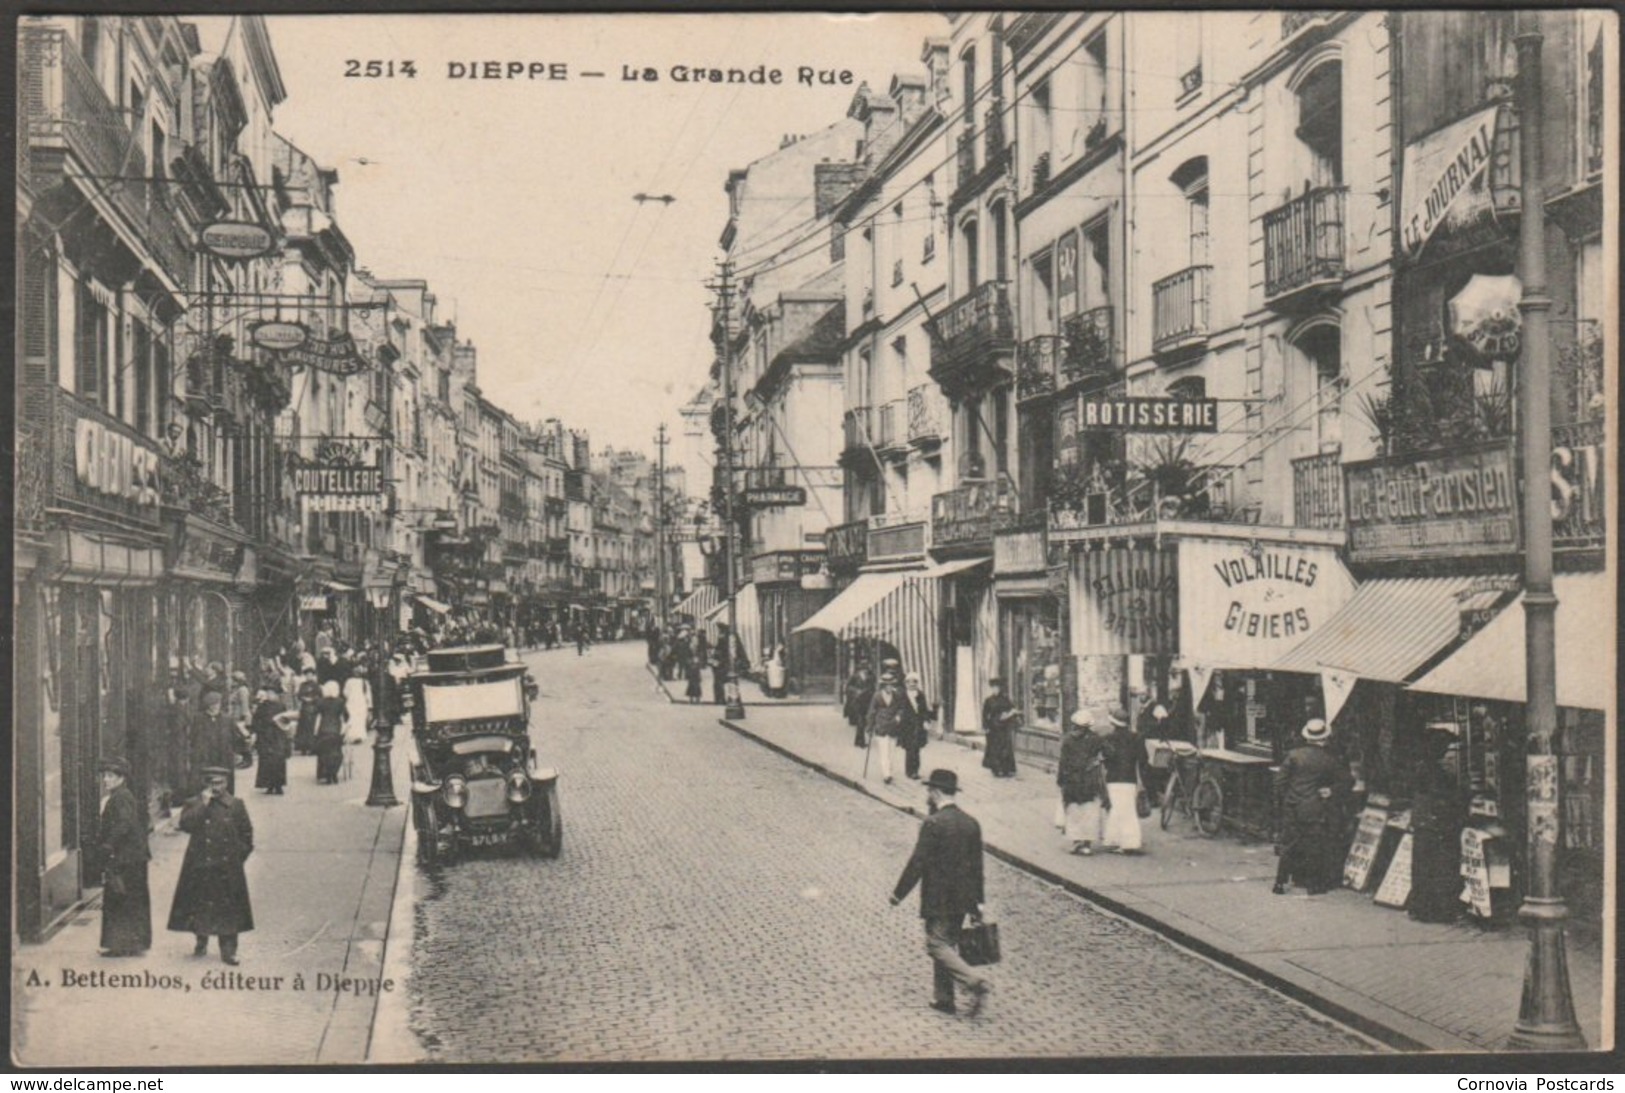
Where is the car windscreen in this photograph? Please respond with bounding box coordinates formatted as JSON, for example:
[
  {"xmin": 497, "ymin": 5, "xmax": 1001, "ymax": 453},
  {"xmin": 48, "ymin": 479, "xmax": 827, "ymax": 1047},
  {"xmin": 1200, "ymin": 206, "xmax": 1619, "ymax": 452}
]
[
  {"xmin": 421, "ymin": 677, "xmax": 524, "ymax": 723},
  {"xmin": 449, "ymin": 735, "xmax": 519, "ymax": 756}
]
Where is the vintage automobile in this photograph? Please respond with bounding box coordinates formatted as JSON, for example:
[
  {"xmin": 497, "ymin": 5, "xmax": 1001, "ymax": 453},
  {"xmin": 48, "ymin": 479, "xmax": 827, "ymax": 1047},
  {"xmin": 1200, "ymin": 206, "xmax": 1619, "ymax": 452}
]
[{"xmin": 406, "ymin": 644, "xmax": 562, "ymax": 864}]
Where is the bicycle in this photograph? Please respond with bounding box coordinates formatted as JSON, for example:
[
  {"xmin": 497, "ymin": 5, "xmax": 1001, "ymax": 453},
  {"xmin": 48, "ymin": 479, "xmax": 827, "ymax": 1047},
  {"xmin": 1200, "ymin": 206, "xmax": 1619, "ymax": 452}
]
[{"xmin": 1152, "ymin": 740, "xmax": 1224, "ymax": 836}]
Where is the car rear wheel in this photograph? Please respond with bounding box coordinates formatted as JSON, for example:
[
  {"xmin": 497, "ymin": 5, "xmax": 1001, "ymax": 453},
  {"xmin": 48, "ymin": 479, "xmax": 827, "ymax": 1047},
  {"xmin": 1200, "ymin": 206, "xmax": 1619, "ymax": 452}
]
[{"xmin": 415, "ymin": 797, "xmax": 443, "ymax": 867}]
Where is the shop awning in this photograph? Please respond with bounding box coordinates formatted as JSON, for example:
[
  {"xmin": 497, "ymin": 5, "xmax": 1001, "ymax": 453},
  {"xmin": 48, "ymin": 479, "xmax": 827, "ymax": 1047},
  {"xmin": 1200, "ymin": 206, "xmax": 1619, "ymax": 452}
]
[
  {"xmin": 794, "ymin": 567, "xmax": 945, "ymax": 702},
  {"xmin": 1273, "ymin": 576, "xmax": 1492, "ymax": 683},
  {"xmin": 673, "ymin": 584, "xmax": 722, "ymax": 622},
  {"xmin": 414, "ymin": 594, "xmax": 452, "ymax": 615},
  {"xmin": 324, "ymin": 581, "xmax": 358, "ymax": 593},
  {"xmin": 702, "ymin": 582, "xmax": 761, "ymax": 665},
  {"xmin": 1409, "ymin": 574, "xmax": 1611, "ymax": 711},
  {"xmin": 925, "ymin": 556, "xmax": 991, "ymax": 579}
]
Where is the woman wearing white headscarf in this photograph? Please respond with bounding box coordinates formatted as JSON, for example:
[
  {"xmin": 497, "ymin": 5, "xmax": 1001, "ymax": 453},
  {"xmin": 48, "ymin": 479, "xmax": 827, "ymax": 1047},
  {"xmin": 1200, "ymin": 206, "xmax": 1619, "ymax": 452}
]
[
  {"xmin": 342, "ymin": 664, "xmax": 372, "ymax": 745},
  {"xmin": 1057, "ymin": 709, "xmax": 1109, "ymax": 854}
]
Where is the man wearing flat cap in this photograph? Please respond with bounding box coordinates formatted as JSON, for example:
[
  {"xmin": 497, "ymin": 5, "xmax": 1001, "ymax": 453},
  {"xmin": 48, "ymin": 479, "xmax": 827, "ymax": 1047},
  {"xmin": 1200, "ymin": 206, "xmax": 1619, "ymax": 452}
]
[
  {"xmin": 96, "ymin": 758, "xmax": 151, "ymax": 957},
  {"xmin": 168, "ymin": 766, "xmax": 254, "ymax": 964},
  {"xmin": 890, "ymin": 768, "xmax": 991, "ymax": 1016}
]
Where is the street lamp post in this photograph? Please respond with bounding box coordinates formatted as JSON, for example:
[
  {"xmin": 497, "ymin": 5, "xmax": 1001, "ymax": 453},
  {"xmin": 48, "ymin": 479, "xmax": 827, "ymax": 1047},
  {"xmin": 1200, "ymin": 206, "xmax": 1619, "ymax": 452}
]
[
  {"xmin": 1507, "ymin": 13, "xmax": 1583, "ymax": 1051},
  {"xmin": 716, "ymin": 262, "xmax": 746, "ymax": 721},
  {"xmin": 365, "ymin": 578, "xmax": 400, "ymax": 808}
]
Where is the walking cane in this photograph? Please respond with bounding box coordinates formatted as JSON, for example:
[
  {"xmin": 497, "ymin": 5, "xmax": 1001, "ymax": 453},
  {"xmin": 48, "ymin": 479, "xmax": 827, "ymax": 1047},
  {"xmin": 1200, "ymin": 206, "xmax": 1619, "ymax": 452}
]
[{"xmin": 862, "ymin": 719, "xmax": 874, "ymax": 779}]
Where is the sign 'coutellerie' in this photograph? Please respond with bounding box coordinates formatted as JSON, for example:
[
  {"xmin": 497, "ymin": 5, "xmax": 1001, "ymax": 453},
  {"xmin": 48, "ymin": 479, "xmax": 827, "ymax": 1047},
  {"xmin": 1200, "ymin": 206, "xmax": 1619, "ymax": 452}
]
[{"xmin": 293, "ymin": 465, "xmax": 383, "ymax": 494}]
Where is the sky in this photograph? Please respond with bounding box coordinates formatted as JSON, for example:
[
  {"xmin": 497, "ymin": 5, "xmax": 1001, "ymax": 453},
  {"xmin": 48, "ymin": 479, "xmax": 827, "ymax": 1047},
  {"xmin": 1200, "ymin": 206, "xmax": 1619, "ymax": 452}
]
[{"xmin": 193, "ymin": 13, "xmax": 947, "ymax": 469}]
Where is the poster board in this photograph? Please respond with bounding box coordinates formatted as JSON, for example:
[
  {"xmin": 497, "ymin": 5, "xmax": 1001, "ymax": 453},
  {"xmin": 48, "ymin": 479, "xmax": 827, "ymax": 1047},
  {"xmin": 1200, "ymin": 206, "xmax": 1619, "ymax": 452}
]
[
  {"xmin": 1373, "ymin": 833, "xmax": 1414, "ymax": 908},
  {"xmin": 1343, "ymin": 804, "xmax": 1391, "ymax": 891}
]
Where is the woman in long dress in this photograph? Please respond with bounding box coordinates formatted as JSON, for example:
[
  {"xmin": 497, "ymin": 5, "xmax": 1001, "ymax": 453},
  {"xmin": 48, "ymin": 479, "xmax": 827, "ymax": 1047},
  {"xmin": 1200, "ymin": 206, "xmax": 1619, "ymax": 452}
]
[
  {"xmin": 251, "ymin": 688, "xmax": 297, "ymax": 795},
  {"xmin": 1058, "ymin": 709, "xmax": 1109, "ymax": 854},
  {"xmin": 981, "ymin": 678, "xmax": 1020, "ymax": 778},
  {"xmin": 313, "ymin": 681, "xmax": 348, "ymax": 784},
  {"xmin": 1100, "ymin": 706, "xmax": 1144, "ymax": 853},
  {"xmin": 342, "ymin": 665, "xmax": 372, "ymax": 743}
]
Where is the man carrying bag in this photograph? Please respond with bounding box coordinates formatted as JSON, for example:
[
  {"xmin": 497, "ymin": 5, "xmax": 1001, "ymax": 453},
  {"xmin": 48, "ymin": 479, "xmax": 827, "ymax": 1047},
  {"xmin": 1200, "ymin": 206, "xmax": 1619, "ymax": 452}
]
[{"xmin": 890, "ymin": 768, "xmax": 992, "ymax": 1017}]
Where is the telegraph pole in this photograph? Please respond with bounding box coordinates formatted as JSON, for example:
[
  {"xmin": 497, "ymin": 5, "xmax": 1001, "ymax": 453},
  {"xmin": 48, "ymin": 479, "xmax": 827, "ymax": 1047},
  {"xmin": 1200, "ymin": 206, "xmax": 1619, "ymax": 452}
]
[
  {"xmin": 717, "ymin": 261, "xmax": 746, "ymax": 720},
  {"xmin": 655, "ymin": 422, "xmax": 669, "ymax": 631},
  {"xmin": 1507, "ymin": 12, "xmax": 1584, "ymax": 1050}
]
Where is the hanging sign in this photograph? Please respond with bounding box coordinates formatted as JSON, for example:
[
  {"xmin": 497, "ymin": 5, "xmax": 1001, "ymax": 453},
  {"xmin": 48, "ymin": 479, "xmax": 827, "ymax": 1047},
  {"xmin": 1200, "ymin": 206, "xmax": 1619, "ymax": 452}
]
[
  {"xmin": 200, "ymin": 220, "xmax": 276, "ymax": 261},
  {"xmin": 1449, "ymin": 274, "xmax": 1522, "ymax": 358},
  {"xmin": 299, "ymin": 594, "xmax": 330, "ymax": 611},
  {"xmin": 741, "ymin": 486, "xmax": 807, "ymax": 507},
  {"xmin": 250, "ymin": 320, "xmax": 311, "ymax": 352},
  {"xmin": 1079, "ymin": 395, "xmax": 1219, "ymax": 433},
  {"xmin": 1400, "ymin": 104, "xmax": 1501, "ymax": 256},
  {"xmin": 1320, "ymin": 666, "xmax": 1357, "ymax": 725},
  {"xmin": 282, "ymin": 331, "xmax": 371, "ymax": 376},
  {"xmin": 1344, "ymin": 442, "xmax": 1518, "ymax": 563}
]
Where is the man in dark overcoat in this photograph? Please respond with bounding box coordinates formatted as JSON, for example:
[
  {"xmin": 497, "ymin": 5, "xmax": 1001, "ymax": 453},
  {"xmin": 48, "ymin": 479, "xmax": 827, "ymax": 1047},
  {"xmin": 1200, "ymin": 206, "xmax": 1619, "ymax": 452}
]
[
  {"xmin": 96, "ymin": 758, "xmax": 152, "ymax": 956},
  {"xmin": 190, "ymin": 687, "xmax": 239, "ymax": 796},
  {"xmin": 1272, "ymin": 718, "xmax": 1354, "ymax": 895},
  {"xmin": 168, "ymin": 766, "xmax": 255, "ymax": 964},
  {"xmin": 890, "ymin": 769, "xmax": 991, "ymax": 1017}
]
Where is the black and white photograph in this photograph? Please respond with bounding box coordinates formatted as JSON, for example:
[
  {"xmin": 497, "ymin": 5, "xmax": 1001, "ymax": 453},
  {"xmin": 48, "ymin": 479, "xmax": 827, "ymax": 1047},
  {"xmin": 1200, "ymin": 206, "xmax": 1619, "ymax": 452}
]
[{"xmin": 9, "ymin": 9, "xmax": 1617, "ymax": 1068}]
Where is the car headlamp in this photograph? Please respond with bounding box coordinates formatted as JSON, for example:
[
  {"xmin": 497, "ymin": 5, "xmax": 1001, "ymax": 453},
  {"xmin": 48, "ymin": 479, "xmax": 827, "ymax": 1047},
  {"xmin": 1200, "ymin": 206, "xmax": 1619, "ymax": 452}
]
[
  {"xmin": 442, "ymin": 774, "xmax": 468, "ymax": 809},
  {"xmin": 505, "ymin": 769, "xmax": 532, "ymax": 803}
]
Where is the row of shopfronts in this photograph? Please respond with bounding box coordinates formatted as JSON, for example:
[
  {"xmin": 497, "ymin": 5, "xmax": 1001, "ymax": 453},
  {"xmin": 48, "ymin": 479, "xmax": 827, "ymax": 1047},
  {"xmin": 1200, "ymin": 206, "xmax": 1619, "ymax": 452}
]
[{"xmin": 696, "ymin": 432, "xmax": 1608, "ymax": 931}]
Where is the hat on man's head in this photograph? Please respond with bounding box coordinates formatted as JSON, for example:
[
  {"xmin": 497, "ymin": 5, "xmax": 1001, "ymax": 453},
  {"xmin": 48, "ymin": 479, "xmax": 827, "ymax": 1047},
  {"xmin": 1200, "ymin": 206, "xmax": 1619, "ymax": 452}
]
[
  {"xmin": 97, "ymin": 757, "xmax": 130, "ymax": 777},
  {"xmin": 1069, "ymin": 708, "xmax": 1094, "ymax": 729},
  {"xmin": 231, "ymin": 670, "xmax": 247, "ymax": 684},
  {"xmin": 988, "ymin": 677, "xmax": 1005, "ymax": 689},
  {"xmin": 1152, "ymin": 704, "xmax": 1169, "ymax": 720},
  {"xmin": 1302, "ymin": 718, "xmax": 1331, "ymax": 742},
  {"xmin": 926, "ymin": 769, "xmax": 959, "ymax": 794},
  {"xmin": 201, "ymin": 766, "xmax": 233, "ymax": 779},
  {"xmin": 1108, "ymin": 706, "xmax": 1130, "ymax": 728},
  {"xmin": 881, "ymin": 658, "xmax": 902, "ymax": 668},
  {"xmin": 879, "ymin": 669, "xmax": 901, "ymax": 684}
]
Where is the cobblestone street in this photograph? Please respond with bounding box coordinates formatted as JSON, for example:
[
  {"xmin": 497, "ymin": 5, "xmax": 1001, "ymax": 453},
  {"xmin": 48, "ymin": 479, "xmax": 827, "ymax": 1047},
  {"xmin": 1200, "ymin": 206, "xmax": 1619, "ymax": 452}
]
[{"xmin": 374, "ymin": 643, "xmax": 1379, "ymax": 1063}]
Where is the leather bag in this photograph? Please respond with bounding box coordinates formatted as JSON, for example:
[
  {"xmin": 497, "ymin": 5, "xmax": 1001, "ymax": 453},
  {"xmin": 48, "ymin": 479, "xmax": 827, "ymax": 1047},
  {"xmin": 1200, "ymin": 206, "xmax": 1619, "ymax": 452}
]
[{"xmin": 960, "ymin": 920, "xmax": 1002, "ymax": 966}]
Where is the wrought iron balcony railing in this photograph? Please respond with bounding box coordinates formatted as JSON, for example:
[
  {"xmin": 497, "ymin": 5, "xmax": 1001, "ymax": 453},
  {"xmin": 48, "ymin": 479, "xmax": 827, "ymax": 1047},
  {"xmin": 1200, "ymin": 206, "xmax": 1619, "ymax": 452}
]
[
  {"xmin": 927, "ymin": 281, "xmax": 1015, "ymax": 373},
  {"xmin": 1263, "ymin": 186, "xmax": 1347, "ymax": 302},
  {"xmin": 1061, "ymin": 306, "xmax": 1115, "ymax": 386},
  {"xmin": 907, "ymin": 384, "xmax": 946, "ymax": 446},
  {"xmin": 161, "ymin": 454, "xmax": 236, "ymax": 526},
  {"xmin": 1151, "ymin": 265, "xmax": 1212, "ymax": 354},
  {"xmin": 1017, "ymin": 335, "xmax": 1060, "ymax": 400},
  {"xmin": 1291, "ymin": 450, "xmax": 1344, "ymax": 531},
  {"xmin": 842, "ymin": 405, "xmax": 874, "ymax": 456}
]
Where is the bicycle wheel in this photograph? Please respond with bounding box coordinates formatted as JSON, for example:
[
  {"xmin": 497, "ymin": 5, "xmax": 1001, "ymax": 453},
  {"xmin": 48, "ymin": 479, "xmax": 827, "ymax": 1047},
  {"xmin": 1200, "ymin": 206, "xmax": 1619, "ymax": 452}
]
[
  {"xmin": 1192, "ymin": 775, "xmax": 1224, "ymax": 837},
  {"xmin": 1159, "ymin": 772, "xmax": 1180, "ymax": 830}
]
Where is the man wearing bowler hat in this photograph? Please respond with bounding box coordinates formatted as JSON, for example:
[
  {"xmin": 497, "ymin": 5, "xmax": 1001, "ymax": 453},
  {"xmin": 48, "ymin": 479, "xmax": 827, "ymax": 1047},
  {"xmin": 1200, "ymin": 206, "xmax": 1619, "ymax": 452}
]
[
  {"xmin": 890, "ymin": 768, "xmax": 991, "ymax": 1016},
  {"xmin": 168, "ymin": 766, "xmax": 254, "ymax": 964}
]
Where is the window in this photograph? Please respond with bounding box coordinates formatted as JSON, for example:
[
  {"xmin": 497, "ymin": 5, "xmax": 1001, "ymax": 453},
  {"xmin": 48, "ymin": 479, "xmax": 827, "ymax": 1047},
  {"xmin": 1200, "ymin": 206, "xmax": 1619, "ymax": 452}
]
[
  {"xmin": 1171, "ymin": 157, "xmax": 1210, "ymax": 267},
  {"xmin": 1176, "ymin": 13, "xmax": 1203, "ymax": 99},
  {"xmin": 1030, "ymin": 77, "xmax": 1053, "ymax": 185},
  {"xmin": 1167, "ymin": 376, "xmax": 1207, "ymax": 400},
  {"xmin": 1029, "ymin": 249, "xmax": 1056, "ymax": 334},
  {"xmin": 1296, "ymin": 325, "xmax": 1343, "ymax": 453},
  {"xmin": 1081, "ymin": 32, "xmax": 1109, "ymax": 132},
  {"xmin": 1583, "ymin": 14, "xmax": 1605, "ymax": 177},
  {"xmin": 80, "ymin": 17, "xmax": 100, "ymax": 72},
  {"xmin": 991, "ymin": 201, "xmax": 1009, "ymax": 282},
  {"xmin": 992, "ymin": 386, "xmax": 1011, "ymax": 476},
  {"xmin": 75, "ymin": 279, "xmax": 110, "ymax": 404},
  {"xmin": 1081, "ymin": 217, "xmax": 1111, "ymax": 311},
  {"xmin": 922, "ymin": 173, "xmax": 938, "ymax": 262},
  {"xmin": 1295, "ymin": 62, "xmax": 1343, "ymax": 187},
  {"xmin": 151, "ymin": 121, "xmax": 166, "ymax": 188},
  {"xmin": 891, "ymin": 202, "xmax": 905, "ymax": 285},
  {"xmin": 962, "ymin": 396, "xmax": 985, "ymax": 479},
  {"xmin": 960, "ymin": 217, "xmax": 979, "ymax": 290},
  {"xmin": 961, "ymin": 45, "xmax": 976, "ymax": 123},
  {"xmin": 133, "ymin": 323, "xmax": 152, "ymax": 435}
]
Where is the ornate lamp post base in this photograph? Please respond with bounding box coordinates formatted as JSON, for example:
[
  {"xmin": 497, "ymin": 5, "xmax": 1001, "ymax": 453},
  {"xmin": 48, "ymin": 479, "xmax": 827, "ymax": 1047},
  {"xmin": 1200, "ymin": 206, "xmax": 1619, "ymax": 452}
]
[{"xmin": 366, "ymin": 721, "xmax": 400, "ymax": 807}]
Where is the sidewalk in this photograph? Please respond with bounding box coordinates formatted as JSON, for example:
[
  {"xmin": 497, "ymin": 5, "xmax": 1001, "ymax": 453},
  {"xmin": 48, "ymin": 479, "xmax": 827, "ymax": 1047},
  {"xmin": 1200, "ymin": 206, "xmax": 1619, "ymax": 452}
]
[
  {"xmin": 654, "ymin": 672, "xmax": 1607, "ymax": 1053},
  {"xmin": 10, "ymin": 738, "xmax": 411, "ymax": 1067}
]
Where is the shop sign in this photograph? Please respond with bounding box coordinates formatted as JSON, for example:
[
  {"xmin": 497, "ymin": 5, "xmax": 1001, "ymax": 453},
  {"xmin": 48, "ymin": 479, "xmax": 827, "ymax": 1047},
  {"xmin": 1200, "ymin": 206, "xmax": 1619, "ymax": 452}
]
[
  {"xmin": 282, "ymin": 331, "xmax": 371, "ymax": 376},
  {"xmin": 1069, "ymin": 546, "xmax": 1178, "ymax": 656},
  {"xmin": 1177, "ymin": 537, "xmax": 1356, "ymax": 667},
  {"xmin": 1372, "ymin": 833, "xmax": 1414, "ymax": 908},
  {"xmin": 300, "ymin": 594, "xmax": 330, "ymax": 611},
  {"xmin": 1401, "ymin": 104, "xmax": 1501, "ymax": 256},
  {"xmin": 1344, "ymin": 442, "xmax": 1518, "ymax": 564},
  {"xmin": 931, "ymin": 481, "xmax": 1014, "ymax": 550},
  {"xmin": 295, "ymin": 460, "xmax": 385, "ymax": 513},
  {"xmin": 742, "ymin": 486, "xmax": 806, "ymax": 507},
  {"xmin": 1078, "ymin": 395, "xmax": 1219, "ymax": 433},
  {"xmin": 826, "ymin": 520, "xmax": 869, "ymax": 569},
  {"xmin": 1343, "ymin": 803, "xmax": 1391, "ymax": 891},
  {"xmin": 750, "ymin": 550, "xmax": 821, "ymax": 585},
  {"xmin": 993, "ymin": 529, "xmax": 1047, "ymax": 575},
  {"xmin": 249, "ymin": 320, "xmax": 310, "ymax": 352},
  {"xmin": 73, "ymin": 415, "xmax": 162, "ymax": 512},
  {"xmin": 869, "ymin": 520, "xmax": 926, "ymax": 561},
  {"xmin": 200, "ymin": 220, "xmax": 276, "ymax": 261}
]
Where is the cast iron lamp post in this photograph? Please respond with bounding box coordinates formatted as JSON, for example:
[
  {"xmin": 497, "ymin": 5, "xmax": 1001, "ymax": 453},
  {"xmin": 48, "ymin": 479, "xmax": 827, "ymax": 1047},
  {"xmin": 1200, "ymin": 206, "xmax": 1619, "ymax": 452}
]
[{"xmin": 364, "ymin": 577, "xmax": 400, "ymax": 808}]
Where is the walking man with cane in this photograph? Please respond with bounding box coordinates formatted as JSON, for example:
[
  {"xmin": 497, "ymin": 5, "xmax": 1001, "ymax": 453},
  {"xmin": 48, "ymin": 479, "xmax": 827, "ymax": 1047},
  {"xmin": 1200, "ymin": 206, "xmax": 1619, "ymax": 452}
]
[{"xmin": 890, "ymin": 768, "xmax": 991, "ymax": 1017}]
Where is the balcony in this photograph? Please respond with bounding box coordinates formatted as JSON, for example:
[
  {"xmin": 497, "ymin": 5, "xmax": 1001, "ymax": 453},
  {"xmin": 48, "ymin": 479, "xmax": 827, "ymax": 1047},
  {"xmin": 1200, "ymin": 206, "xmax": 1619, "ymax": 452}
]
[
  {"xmin": 1151, "ymin": 266, "xmax": 1212, "ymax": 358},
  {"xmin": 876, "ymin": 399, "xmax": 907, "ymax": 458},
  {"xmin": 906, "ymin": 385, "xmax": 946, "ymax": 449},
  {"xmin": 21, "ymin": 27, "xmax": 190, "ymax": 286},
  {"xmin": 841, "ymin": 405, "xmax": 876, "ymax": 467},
  {"xmin": 1281, "ymin": 10, "xmax": 1335, "ymax": 40},
  {"xmin": 158, "ymin": 452, "xmax": 236, "ymax": 526},
  {"xmin": 41, "ymin": 388, "xmax": 165, "ymax": 530},
  {"xmin": 1291, "ymin": 451, "xmax": 1345, "ymax": 531},
  {"xmin": 1264, "ymin": 186, "xmax": 1347, "ymax": 306},
  {"xmin": 1060, "ymin": 306, "xmax": 1115, "ymax": 387},
  {"xmin": 926, "ymin": 281, "xmax": 1016, "ymax": 398},
  {"xmin": 1017, "ymin": 336, "xmax": 1060, "ymax": 401},
  {"xmin": 931, "ymin": 480, "xmax": 1017, "ymax": 554},
  {"xmin": 1553, "ymin": 417, "xmax": 1605, "ymax": 553},
  {"xmin": 825, "ymin": 518, "xmax": 869, "ymax": 570},
  {"xmin": 868, "ymin": 519, "xmax": 928, "ymax": 562}
]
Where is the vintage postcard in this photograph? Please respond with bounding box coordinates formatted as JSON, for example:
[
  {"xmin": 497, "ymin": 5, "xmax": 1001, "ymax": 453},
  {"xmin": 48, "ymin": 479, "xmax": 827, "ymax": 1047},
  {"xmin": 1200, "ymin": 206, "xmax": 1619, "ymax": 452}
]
[{"xmin": 10, "ymin": 9, "xmax": 1616, "ymax": 1067}]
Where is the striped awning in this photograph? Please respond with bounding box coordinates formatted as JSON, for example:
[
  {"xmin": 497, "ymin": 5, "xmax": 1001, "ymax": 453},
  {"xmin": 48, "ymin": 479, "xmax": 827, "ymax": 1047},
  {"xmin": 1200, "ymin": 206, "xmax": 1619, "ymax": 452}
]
[
  {"xmin": 795, "ymin": 566, "xmax": 953, "ymax": 702},
  {"xmin": 1272, "ymin": 576, "xmax": 1495, "ymax": 684},
  {"xmin": 1410, "ymin": 574, "xmax": 1611, "ymax": 711},
  {"xmin": 673, "ymin": 584, "xmax": 722, "ymax": 622},
  {"xmin": 702, "ymin": 582, "xmax": 761, "ymax": 665}
]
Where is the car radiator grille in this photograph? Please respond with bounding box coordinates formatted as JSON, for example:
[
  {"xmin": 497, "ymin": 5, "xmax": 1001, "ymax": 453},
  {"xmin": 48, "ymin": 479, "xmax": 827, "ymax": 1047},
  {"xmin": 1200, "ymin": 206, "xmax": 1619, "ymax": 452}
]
[{"xmin": 465, "ymin": 776, "xmax": 509, "ymax": 819}]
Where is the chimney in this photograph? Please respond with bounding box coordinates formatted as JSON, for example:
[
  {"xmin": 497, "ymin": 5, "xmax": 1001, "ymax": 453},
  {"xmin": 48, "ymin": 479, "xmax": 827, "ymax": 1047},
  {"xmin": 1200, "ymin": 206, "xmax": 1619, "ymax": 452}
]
[
  {"xmin": 921, "ymin": 38, "xmax": 950, "ymax": 108},
  {"xmin": 889, "ymin": 72, "xmax": 929, "ymax": 126},
  {"xmin": 814, "ymin": 161, "xmax": 865, "ymax": 218}
]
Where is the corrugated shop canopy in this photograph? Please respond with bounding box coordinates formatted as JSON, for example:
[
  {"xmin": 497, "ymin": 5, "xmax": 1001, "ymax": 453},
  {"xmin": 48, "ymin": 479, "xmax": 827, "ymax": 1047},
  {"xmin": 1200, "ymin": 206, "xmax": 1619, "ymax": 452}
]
[
  {"xmin": 1273, "ymin": 575, "xmax": 1493, "ymax": 684},
  {"xmin": 702, "ymin": 582, "xmax": 761, "ymax": 664},
  {"xmin": 672, "ymin": 583, "xmax": 722, "ymax": 622},
  {"xmin": 1409, "ymin": 574, "xmax": 1612, "ymax": 711}
]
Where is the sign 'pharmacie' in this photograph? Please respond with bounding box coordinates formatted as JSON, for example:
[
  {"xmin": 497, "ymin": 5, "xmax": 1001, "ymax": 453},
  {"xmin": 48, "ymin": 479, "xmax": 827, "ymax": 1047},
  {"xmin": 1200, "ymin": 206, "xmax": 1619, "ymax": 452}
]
[
  {"xmin": 200, "ymin": 220, "xmax": 277, "ymax": 261},
  {"xmin": 1344, "ymin": 442, "xmax": 1518, "ymax": 563},
  {"xmin": 1079, "ymin": 396, "xmax": 1219, "ymax": 433}
]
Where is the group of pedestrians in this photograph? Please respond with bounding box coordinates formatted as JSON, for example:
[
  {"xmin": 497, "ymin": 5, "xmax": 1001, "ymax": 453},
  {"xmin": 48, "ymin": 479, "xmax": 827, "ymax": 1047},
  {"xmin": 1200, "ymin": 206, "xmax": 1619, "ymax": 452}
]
[
  {"xmin": 94, "ymin": 759, "xmax": 255, "ymax": 967},
  {"xmin": 1056, "ymin": 706, "xmax": 1147, "ymax": 855},
  {"xmin": 844, "ymin": 659, "xmax": 937, "ymax": 784},
  {"xmin": 649, "ymin": 622, "xmax": 749, "ymax": 706}
]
